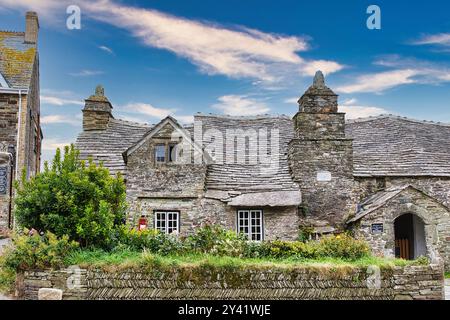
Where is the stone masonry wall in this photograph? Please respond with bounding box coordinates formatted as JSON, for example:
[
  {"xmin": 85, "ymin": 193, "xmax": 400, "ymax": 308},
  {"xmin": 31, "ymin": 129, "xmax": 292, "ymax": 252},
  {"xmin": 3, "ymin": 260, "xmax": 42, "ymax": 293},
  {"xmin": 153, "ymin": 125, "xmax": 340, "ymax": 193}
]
[
  {"xmin": 20, "ymin": 264, "xmax": 444, "ymax": 300},
  {"xmin": 352, "ymin": 187, "xmax": 450, "ymax": 272},
  {"xmin": 289, "ymin": 138, "xmax": 355, "ymax": 230}
]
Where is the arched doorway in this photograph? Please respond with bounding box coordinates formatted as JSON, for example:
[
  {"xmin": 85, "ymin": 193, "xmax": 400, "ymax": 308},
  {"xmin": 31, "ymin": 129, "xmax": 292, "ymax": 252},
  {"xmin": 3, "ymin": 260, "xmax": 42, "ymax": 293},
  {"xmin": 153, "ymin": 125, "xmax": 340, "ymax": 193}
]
[{"xmin": 394, "ymin": 213, "xmax": 427, "ymax": 260}]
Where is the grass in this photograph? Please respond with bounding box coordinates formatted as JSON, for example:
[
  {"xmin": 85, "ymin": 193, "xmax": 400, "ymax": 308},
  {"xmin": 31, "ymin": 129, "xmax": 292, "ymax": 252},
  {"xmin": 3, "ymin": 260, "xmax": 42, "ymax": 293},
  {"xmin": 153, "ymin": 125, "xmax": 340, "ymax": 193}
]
[{"xmin": 64, "ymin": 248, "xmax": 425, "ymax": 272}]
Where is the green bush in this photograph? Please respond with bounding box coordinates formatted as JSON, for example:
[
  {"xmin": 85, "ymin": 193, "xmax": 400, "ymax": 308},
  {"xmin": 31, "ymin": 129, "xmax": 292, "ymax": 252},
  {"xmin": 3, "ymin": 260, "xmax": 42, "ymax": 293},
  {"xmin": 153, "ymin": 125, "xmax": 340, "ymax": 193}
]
[
  {"xmin": 2, "ymin": 231, "xmax": 79, "ymax": 271},
  {"xmin": 185, "ymin": 224, "xmax": 247, "ymax": 257},
  {"xmin": 14, "ymin": 145, "xmax": 127, "ymax": 249},
  {"xmin": 243, "ymin": 234, "xmax": 369, "ymax": 261},
  {"xmin": 117, "ymin": 227, "xmax": 184, "ymax": 255},
  {"xmin": 316, "ymin": 233, "xmax": 370, "ymax": 260}
]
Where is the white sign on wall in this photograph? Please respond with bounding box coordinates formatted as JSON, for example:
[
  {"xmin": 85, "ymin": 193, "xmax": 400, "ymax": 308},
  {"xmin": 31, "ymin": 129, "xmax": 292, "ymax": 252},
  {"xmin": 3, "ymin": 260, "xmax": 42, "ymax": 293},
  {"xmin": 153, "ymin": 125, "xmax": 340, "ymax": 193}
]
[{"xmin": 316, "ymin": 170, "xmax": 332, "ymax": 182}]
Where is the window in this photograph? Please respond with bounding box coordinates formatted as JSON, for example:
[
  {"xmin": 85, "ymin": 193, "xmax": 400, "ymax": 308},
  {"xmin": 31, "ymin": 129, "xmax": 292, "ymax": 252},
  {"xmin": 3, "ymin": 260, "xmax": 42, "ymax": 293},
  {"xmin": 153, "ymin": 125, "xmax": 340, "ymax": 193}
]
[
  {"xmin": 237, "ymin": 209, "xmax": 263, "ymax": 241},
  {"xmin": 155, "ymin": 145, "xmax": 166, "ymax": 163},
  {"xmin": 154, "ymin": 211, "xmax": 179, "ymax": 234}
]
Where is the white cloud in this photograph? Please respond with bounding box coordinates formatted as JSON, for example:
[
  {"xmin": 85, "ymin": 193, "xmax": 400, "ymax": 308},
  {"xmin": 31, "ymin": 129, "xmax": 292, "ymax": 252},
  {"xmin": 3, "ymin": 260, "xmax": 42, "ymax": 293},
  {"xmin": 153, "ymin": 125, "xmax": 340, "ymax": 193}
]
[
  {"xmin": 123, "ymin": 102, "xmax": 175, "ymax": 119},
  {"xmin": 212, "ymin": 95, "xmax": 270, "ymax": 116},
  {"xmin": 99, "ymin": 45, "xmax": 114, "ymax": 55},
  {"xmin": 340, "ymin": 105, "xmax": 389, "ymax": 119},
  {"xmin": 283, "ymin": 97, "xmax": 299, "ymax": 104},
  {"xmin": 339, "ymin": 98, "xmax": 390, "ymax": 119},
  {"xmin": 69, "ymin": 70, "xmax": 104, "ymax": 77},
  {"xmin": 0, "ymin": 0, "xmax": 344, "ymax": 83},
  {"xmin": 41, "ymin": 95, "xmax": 84, "ymax": 106},
  {"xmin": 299, "ymin": 60, "xmax": 345, "ymax": 77},
  {"xmin": 118, "ymin": 102, "xmax": 193, "ymax": 124},
  {"xmin": 41, "ymin": 138, "xmax": 70, "ymax": 151},
  {"xmin": 41, "ymin": 115, "xmax": 80, "ymax": 126},
  {"xmin": 335, "ymin": 69, "xmax": 419, "ymax": 94},
  {"xmin": 411, "ymin": 33, "xmax": 450, "ymax": 47}
]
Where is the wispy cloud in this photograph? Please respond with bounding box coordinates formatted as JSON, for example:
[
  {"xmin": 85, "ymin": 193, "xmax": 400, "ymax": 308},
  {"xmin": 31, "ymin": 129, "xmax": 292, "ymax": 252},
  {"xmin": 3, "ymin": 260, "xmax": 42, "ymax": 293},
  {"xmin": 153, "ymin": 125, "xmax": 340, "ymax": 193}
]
[
  {"xmin": 98, "ymin": 45, "xmax": 114, "ymax": 55},
  {"xmin": 41, "ymin": 115, "xmax": 80, "ymax": 126},
  {"xmin": 411, "ymin": 33, "xmax": 450, "ymax": 47},
  {"xmin": 0, "ymin": 0, "xmax": 344, "ymax": 83},
  {"xmin": 118, "ymin": 102, "xmax": 193, "ymax": 124},
  {"xmin": 335, "ymin": 54, "xmax": 450, "ymax": 94},
  {"xmin": 41, "ymin": 95, "xmax": 84, "ymax": 106},
  {"xmin": 42, "ymin": 138, "xmax": 70, "ymax": 151},
  {"xmin": 339, "ymin": 98, "xmax": 390, "ymax": 119},
  {"xmin": 283, "ymin": 97, "xmax": 298, "ymax": 104},
  {"xmin": 335, "ymin": 69, "xmax": 418, "ymax": 94},
  {"xmin": 69, "ymin": 69, "xmax": 104, "ymax": 77},
  {"xmin": 212, "ymin": 95, "xmax": 270, "ymax": 116}
]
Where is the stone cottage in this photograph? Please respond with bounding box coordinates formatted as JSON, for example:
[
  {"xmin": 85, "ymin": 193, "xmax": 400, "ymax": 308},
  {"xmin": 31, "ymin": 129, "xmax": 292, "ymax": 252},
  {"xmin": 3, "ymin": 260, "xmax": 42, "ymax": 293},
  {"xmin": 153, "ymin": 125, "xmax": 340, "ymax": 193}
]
[
  {"xmin": 0, "ymin": 12, "xmax": 42, "ymax": 231},
  {"xmin": 75, "ymin": 72, "xmax": 450, "ymax": 270}
]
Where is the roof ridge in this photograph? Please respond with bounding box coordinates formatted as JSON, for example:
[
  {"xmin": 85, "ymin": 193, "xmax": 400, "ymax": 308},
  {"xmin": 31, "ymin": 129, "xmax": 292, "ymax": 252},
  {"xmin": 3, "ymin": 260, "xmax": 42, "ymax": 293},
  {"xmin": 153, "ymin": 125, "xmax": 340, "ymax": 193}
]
[
  {"xmin": 111, "ymin": 118, "xmax": 151, "ymax": 128},
  {"xmin": 195, "ymin": 112, "xmax": 291, "ymax": 120},
  {"xmin": 346, "ymin": 114, "xmax": 450, "ymax": 127},
  {"xmin": 0, "ymin": 30, "xmax": 25, "ymax": 35}
]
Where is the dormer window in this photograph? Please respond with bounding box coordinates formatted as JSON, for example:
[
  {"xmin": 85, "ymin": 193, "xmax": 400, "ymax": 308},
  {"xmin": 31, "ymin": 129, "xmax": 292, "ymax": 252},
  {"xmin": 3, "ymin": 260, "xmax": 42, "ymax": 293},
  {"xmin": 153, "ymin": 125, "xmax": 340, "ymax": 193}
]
[{"xmin": 155, "ymin": 143, "xmax": 178, "ymax": 164}]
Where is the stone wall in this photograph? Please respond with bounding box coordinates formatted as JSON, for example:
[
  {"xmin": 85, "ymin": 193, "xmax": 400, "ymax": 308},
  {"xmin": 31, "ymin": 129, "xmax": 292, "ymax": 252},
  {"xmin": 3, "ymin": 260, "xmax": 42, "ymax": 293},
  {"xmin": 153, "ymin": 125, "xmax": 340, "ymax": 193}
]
[
  {"xmin": 351, "ymin": 187, "xmax": 450, "ymax": 272},
  {"xmin": 20, "ymin": 264, "xmax": 444, "ymax": 300},
  {"xmin": 289, "ymin": 138, "xmax": 355, "ymax": 230}
]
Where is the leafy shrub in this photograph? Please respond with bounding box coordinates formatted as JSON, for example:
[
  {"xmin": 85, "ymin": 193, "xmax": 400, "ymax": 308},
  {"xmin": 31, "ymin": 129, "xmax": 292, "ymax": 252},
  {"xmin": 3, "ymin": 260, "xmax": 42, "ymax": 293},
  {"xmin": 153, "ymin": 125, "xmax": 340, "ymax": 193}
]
[
  {"xmin": 316, "ymin": 233, "xmax": 370, "ymax": 260},
  {"xmin": 265, "ymin": 240, "xmax": 319, "ymax": 259},
  {"xmin": 243, "ymin": 234, "xmax": 369, "ymax": 260},
  {"xmin": 2, "ymin": 231, "xmax": 79, "ymax": 271},
  {"xmin": 117, "ymin": 227, "xmax": 184, "ymax": 255},
  {"xmin": 14, "ymin": 145, "xmax": 127, "ymax": 249},
  {"xmin": 185, "ymin": 224, "xmax": 247, "ymax": 257}
]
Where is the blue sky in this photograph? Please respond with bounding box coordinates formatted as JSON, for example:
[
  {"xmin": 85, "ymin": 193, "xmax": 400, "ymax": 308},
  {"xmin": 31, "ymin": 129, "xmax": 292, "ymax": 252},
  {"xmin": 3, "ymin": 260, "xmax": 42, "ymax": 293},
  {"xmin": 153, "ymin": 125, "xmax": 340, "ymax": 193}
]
[{"xmin": 0, "ymin": 0, "xmax": 449, "ymax": 164}]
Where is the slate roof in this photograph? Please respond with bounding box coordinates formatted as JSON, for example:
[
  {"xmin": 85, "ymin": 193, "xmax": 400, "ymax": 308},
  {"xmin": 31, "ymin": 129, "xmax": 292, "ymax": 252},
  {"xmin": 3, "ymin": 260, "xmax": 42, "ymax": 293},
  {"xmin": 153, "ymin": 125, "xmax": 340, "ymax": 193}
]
[
  {"xmin": 346, "ymin": 115, "xmax": 450, "ymax": 177},
  {"xmin": 0, "ymin": 31, "xmax": 37, "ymax": 89},
  {"xmin": 196, "ymin": 113, "xmax": 301, "ymax": 193},
  {"xmin": 347, "ymin": 185, "xmax": 412, "ymax": 223},
  {"xmin": 76, "ymin": 118, "xmax": 151, "ymax": 176},
  {"xmin": 75, "ymin": 113, "xmax": 450, "ymax": 187}
]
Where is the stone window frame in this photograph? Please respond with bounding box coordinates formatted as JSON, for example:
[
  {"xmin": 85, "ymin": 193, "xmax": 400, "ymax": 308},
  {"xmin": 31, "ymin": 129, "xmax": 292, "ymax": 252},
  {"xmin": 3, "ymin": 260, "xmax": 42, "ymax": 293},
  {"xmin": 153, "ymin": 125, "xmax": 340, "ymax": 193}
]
[
  {"xmin": 153, "ymin": 210, "xmax": 180, "ymax": 235},
  {"xmin": 236, "ymin": 209, "xmax": 264, "ymax": 241},
  {"xmin": 153, "ymin": 140, "xmax": 179, "ymax": 164}
]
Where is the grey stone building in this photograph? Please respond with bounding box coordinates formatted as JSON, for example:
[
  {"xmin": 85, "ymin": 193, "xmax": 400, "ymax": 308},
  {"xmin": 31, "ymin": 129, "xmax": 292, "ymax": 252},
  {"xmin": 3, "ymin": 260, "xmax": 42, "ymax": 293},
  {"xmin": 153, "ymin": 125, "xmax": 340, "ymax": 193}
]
[
  {"xmin": 75, "ymin": 71, "xmax": 450, "ymax": 270},
  {"xmin": 0, "ymin": 12, "xmax": 42, "ymax": 231}
]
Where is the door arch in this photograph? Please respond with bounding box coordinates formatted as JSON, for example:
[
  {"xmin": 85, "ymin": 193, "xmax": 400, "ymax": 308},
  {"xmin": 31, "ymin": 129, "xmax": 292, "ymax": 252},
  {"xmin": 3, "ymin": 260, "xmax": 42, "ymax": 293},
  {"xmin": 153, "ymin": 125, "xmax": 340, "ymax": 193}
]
[{"xmin": 394, "ymin": 213, "xmax": 427, "ymax": 260}]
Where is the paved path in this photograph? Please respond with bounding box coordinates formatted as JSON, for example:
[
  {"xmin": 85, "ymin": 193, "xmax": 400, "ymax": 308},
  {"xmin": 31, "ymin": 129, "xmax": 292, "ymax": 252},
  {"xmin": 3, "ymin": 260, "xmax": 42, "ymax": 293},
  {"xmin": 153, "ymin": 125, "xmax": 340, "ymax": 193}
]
[{"xmin": 445, "ymin": 279, "xmax": 450, "ymax": 300}]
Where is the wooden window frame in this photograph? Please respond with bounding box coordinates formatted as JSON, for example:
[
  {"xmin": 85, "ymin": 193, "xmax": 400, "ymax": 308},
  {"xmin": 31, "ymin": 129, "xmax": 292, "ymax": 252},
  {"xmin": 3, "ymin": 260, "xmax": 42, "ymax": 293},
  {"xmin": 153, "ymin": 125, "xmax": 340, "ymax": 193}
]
[
  {"xmin": 154, "ymin": 210, "xmax": 180, "ymax": 235},
  {"xmin": 236, "ymin": 209, "xmax": 264, "ymax": 241}
]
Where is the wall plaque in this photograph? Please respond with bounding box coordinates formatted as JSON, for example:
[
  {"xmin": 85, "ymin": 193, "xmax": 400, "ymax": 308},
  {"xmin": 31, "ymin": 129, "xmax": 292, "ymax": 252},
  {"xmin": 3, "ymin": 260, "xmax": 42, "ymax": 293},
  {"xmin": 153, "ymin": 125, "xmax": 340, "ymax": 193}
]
[
  {"xmin": 316, "ymin": 171, "xmax": 332, "ymax": 182},
  {"xmin": 0, "ymin": 166, "xmax": 8, "ymax": 195},
  {"xmin": 371, "ymin": 223, "xmax": 383, "ymax": 234}
]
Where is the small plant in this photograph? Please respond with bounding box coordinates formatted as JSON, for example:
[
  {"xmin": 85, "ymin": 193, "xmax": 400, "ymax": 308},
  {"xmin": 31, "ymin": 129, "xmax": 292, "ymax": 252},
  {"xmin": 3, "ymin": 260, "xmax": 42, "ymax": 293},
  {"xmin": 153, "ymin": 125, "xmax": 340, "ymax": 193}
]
[
  {"xmin": 185, "ymin": 224, "xmax": 247, "ymax": 257},
  {"xmin": 316, "ymin": 233, "xmax": 370, "ymax": 260},
  {"xmin": 297, "ymin": 226, "xmax": 314, "ymax": 243},
  {"xmin": 1, "ymin": 230, "xmax": 79, "ymax": 271},
  {"xmin": 117, "ymin": 226, "xmax": 185, "ymax": 255}
]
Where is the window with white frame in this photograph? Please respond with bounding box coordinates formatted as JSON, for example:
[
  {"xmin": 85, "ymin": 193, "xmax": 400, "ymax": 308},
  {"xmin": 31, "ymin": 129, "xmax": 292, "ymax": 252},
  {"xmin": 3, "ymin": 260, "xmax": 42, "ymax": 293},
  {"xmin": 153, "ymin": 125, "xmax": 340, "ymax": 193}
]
[
  {"xmin": 237, "ymin": 209, "xmax": 263, "ymax": 241},
  {"xmin": 154, "ymin": 211, "xmax": 179, "ymax": 234}
]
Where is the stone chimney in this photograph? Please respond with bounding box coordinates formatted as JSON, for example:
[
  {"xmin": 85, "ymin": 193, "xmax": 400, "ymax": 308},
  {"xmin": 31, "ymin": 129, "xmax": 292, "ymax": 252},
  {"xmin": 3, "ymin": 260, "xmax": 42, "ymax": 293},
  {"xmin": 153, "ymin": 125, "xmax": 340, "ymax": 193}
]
[
  {"xmin": 294, "ymin": 71, "xmax": 344, "ymax": 139},
  {"xmin": 82, "ymin": 85, "xmax": 114, "ymax": 131},
  {"xmin": 288, "ymin": 71, "xmax": 354, "ymax": 230},
  {"xmin": 24, "ymin": 11, "xmax": 39, "ymax": 44}
]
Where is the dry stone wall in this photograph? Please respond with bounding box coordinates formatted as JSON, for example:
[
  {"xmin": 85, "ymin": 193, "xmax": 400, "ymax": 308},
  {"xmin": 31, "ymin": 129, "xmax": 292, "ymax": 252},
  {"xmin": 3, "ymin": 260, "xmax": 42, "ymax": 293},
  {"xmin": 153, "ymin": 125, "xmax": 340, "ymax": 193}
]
[{"xmin": 20, "ymin": 264, "xmax": 444, "ymax": 300}]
